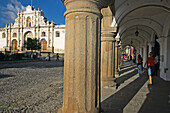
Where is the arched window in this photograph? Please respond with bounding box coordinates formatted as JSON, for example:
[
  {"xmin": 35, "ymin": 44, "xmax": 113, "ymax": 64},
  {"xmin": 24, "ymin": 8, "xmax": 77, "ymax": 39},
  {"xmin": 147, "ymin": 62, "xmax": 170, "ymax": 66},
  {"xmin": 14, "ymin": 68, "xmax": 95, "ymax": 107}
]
[
  {"xmin": 13, "ymin": 33, "xmax": 17, "ymax": 37},
  {"xmin": 41, "ymin": 32, "xmax": 46, "ymax": 36},
  {"xmin": 26, "ymin": 17, "xmax": 31, "ymax": 27},
  {"xmin": 56, "ymin": 31, "xmax": 60, "ymax": 37},
  {"xmin": 2, "ymin": 33, "xmax": 5, "ymax": 38}
]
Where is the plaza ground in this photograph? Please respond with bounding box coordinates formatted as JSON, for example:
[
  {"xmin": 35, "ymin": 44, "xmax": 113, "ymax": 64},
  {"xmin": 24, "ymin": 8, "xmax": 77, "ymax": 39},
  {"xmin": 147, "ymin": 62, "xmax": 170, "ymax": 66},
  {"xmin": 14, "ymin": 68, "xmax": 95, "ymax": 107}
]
[{"xmin": 0, "ymin": 60, "xmax": 64, "ymax": 112}]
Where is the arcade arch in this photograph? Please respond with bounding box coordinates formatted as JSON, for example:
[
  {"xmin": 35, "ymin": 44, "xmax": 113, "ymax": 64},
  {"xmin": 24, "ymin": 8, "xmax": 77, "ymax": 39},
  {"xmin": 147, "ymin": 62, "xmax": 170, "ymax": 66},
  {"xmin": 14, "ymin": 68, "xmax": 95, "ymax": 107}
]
[{"xmin": 58, "ymin": 0, "xmax": 170, "ymax": 113}]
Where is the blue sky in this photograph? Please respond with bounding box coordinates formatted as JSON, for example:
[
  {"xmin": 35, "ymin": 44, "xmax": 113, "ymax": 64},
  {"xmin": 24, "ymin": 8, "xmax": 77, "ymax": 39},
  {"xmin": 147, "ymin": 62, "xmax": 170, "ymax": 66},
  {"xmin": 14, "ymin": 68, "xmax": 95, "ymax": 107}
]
[{"xmin": 0, "ymin": 0, "xmax": 66, "ymax": 28}]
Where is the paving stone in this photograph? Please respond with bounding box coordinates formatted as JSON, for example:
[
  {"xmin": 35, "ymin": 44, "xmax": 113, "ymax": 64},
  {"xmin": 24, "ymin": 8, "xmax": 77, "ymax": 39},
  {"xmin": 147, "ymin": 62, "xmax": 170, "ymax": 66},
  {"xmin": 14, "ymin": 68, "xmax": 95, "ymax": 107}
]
[{"xmin": 0, "ymin": 60, "xmax": 64, "ymax": 112}]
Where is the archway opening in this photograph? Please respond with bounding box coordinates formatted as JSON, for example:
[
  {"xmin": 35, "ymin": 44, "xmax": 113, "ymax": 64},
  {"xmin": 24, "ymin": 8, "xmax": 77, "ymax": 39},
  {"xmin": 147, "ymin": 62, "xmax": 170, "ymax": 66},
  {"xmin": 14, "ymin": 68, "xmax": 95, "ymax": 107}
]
[
  {"xmin": 24, "ymin": 31, "xmax": 33, "ymax": 41},
  {"xmin": 41, "ymin": 39, "xmax": 47, "ymax": 51},
  {"xmin": 122, "ymin": 45, "xmax": 135, "ymax": 62},
  {"xmin": 12, "ymin": 39, "xmax": 17, "ymax": 51}
]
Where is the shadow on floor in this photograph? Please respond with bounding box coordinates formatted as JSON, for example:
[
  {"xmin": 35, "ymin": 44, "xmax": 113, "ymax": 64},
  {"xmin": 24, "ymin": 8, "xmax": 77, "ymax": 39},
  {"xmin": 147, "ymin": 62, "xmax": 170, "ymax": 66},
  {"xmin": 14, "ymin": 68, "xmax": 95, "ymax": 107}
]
[
  {"xmin": 101, "ymin": 72, "xmax": 148, "ymax": 113},
  {"xmin": 116, "ymin": 69, "xmax": 138, "ymax": 89},
  {"xmin": 120, "ymin": 63, "xmax": 134, "ymax": 69},
  {"xmin": 119, "ymin": 65, "xmax": 137, "ymax": 75},
  {"xmin": 138, "ymin": 76, "xmax": 170, "ymax": 113}
]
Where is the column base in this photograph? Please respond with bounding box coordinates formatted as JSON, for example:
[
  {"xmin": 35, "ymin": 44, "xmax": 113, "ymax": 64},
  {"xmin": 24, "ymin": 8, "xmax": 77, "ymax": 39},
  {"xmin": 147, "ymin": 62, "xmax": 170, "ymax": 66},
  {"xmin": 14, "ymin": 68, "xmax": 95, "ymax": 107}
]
[
  {"xmin": 101, "ymin": 77, "xmax": 116, "ymax": 88},
  {"xmin": 58, "ymin": 107, "xmax": 99, "ymax": 113},
  {"xmin": 115, "ymin": 71, "xmax": 120, "ymax": 78}
]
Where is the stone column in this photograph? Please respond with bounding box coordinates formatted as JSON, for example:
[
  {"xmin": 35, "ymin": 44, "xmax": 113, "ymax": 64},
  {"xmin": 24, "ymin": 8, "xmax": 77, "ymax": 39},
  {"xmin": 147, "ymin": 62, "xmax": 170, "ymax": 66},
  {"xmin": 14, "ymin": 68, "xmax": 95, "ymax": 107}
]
[
  {"xmin": 157, "ymin": 37, "xmax": 168, "ymax": 80},
  {"xmin": 17, "ymin": 28, "xmax": 20, "ymax": 48},
  {"xmin": 48, "ymin": 27, "xmax": 50, "ymax": 47},
  {"xmin": 143, "ymin": 43, "xmax": 147, "ymax": 67},
  {"xmin": 52, "ymin": 24, "xmax": 54, "ymax": 53},
  {"xmin": 58, "ymin": 0, "xmax": 109, "ymax": 113},
  {"xmin": 118, "ymin": 46, "xmax": 122, "ymax": 66},
  {"xmin": 5, "ymin": 25, "xmax": 8, "ymax": 48},
  {"xmin": 115, "ymin": 41, "xmax": 119, "ymax": 77},
  {"xmin": 20, "ymin": 12, "xmax": 24, "ymax": 51},
  {"xmin": 136, "ymin": 48, "xmax": 140, "ymax": 63},
  {"xmin": 9, "ymin": 24, "xmax": 11, "ymax": 50},
  {"xmin": 101, "ymin": 27, "xmax": 116, "ymax": 87},
  {"xmin": 139, "ymin": 47, "xmax": 142, "ymax": 57},
  {"xmin": 149, "ymin": 41, "xmax": 154, "ymax": 53},
  {"xmin": 38, "ymin": 26, "xmax": 40, "ymax": 40}
]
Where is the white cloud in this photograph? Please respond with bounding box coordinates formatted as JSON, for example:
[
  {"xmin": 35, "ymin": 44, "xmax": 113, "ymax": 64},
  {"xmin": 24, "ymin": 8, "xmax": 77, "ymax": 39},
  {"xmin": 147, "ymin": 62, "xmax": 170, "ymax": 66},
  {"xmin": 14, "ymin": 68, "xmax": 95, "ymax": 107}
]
[{"xmin": 0, "ymin": 0, "xmax": 26, "ymax": 27}]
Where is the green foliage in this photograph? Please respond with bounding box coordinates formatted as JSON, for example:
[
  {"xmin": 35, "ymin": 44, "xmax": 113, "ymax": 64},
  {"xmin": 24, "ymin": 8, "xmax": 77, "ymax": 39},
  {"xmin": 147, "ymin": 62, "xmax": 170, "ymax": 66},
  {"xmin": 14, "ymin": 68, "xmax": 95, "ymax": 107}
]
[{"xmin": 24, "ymin": 38, "xmax": 41, "ymax": 50}]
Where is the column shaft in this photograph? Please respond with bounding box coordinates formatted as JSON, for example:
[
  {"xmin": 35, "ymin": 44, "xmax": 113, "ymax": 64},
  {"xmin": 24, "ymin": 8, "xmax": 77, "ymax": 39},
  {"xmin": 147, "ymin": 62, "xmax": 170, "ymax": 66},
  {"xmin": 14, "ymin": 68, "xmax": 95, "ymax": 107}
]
[
  {"xmin": 58, "ymin": 3, "xmax": 103, "ymax": 113},
  {"xmin": 115, "ymin": 42, "xmax": 119, "ymax": 76},
  {"xmin": 101, "ymin": 37, "xmax": 116, "ymax": 87}
]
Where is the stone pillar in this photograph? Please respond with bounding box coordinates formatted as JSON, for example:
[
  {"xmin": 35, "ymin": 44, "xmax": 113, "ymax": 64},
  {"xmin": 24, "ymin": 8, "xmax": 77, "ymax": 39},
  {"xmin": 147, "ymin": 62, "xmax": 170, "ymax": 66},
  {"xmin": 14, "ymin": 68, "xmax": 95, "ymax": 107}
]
[
  {"xmin": 101, "ymin": 27, "xmax": 116, "ymax": 87},
  {"xmin": 20, "ymin": 12, "xmax": 24, "ymax": 51},
  {"xmin": 48, "ymin": 27, "xmax": 50, "ymax": 47},
  {"xmin": 58, "ymin": 0, "xmax": 110, "ymax": 113},
  {"xmin": 38, "ymin": 26, "xmax": 40, "ymax": 40},
  {"xmin": 52, "ymin": 24, "xmax": 54, "ymax": 53},
  {"xmin": 118, "ymin": 46, "xmax": 121, "ymax": 66},
  {"xmin": 5, "ymin": 25, "xmax": 8, "ymax": 48},
  {"xmin": 17, "ymin": 28, "xmax": 20, "ymax": 48},
  {"xmin": 9, "ymin": 24, "xmax": 11, "ymax": 50},
  {"xmin": 143, "ymin": 43, "xmax": 147, "ymax": 67},
  {"xmin": 136, "ymin": 48, "xmax": 140, "ymax": 63},
  {"xmin": 139, "ymin": 47, "xmax": 142, "ymax": 57},
  {"xmin": 157, "ymin": 37, "xmax": 169, "ymax": 80},
  {"xmin": 128, "ymin": 46, "xmax": 131, "ymax": 60},
  {"xmin": 115, "ymin": 41, "xmax": 119, "ymax": 77},
  {"xmin": 149, "ymin": 42, "xmax": 154, "ymax": 53}
]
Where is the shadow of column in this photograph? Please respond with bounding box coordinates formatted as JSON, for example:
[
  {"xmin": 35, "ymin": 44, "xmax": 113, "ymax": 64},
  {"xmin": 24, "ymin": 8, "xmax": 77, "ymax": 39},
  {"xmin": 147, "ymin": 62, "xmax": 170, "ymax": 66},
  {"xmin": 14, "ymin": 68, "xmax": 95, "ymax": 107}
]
[
  {"xmin": 101, "ymin": 71, "xmax": 148, "ymax": 113},
  {"xmin": 138, "ymin": 76, "xmax": 170, "ymax": 113}
]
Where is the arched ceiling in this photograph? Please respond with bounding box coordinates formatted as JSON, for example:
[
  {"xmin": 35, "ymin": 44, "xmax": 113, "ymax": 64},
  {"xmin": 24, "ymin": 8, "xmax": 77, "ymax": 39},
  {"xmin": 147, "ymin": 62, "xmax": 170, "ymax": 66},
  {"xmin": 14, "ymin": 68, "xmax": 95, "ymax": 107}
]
[{"xmin": 109, "ymin": 0, "xmax": 170, "ymax": 50}]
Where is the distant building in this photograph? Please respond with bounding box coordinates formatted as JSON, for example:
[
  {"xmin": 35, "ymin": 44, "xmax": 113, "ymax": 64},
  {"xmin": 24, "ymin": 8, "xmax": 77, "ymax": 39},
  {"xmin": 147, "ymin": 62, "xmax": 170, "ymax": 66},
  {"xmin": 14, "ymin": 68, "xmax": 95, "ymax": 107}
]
[{"xmin": 0, "ymin": 5, "xmax": 65, "ymax": 54}]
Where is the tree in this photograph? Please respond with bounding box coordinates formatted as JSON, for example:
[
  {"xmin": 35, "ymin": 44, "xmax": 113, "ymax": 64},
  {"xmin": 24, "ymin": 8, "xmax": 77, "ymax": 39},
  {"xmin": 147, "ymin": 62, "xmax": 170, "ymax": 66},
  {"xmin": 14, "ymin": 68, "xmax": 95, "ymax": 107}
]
[{"xmin": 24, "ymin": 38, "xmax": 41, "ymax": 50}]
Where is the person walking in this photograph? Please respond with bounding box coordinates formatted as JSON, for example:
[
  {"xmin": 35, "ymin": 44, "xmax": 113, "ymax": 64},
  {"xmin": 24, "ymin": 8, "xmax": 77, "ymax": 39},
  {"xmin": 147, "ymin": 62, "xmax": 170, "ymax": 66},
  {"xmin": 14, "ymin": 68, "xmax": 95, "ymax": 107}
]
[
  {"xmin": 144, "ymin": 52, "xmax": 157, "ymax": 85},
  {"xmin": 137, "ymin": 54, "xmax": 143, "ymax": 76},
  {"xmin": 56, "ymin": 53, "xmax": 59, "ymax": 61}
]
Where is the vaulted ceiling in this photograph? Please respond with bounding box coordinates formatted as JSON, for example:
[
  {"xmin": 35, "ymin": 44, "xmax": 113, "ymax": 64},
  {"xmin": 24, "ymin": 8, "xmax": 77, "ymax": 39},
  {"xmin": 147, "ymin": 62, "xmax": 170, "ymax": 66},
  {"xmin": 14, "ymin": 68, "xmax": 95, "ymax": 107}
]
[{"xmin": 109, "ymin": 0, "xmax": 170, "ymax": 49}]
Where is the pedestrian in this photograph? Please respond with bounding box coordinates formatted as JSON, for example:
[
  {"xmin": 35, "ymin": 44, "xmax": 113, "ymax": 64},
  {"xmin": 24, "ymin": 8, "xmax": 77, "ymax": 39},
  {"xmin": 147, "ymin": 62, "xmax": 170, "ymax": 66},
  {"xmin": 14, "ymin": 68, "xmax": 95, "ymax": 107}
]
[
  {"xmin": 48, "ymin": 52, "xmax": 50, "ymax": 61},
  {"xmin": 144, "ymin": 52, "xmax": 157, "ymax": 85},
  {"xmin": 56, "ymin": 53, "xmax": 59, "ymax": 61},
  {"xmin": 137, "ymin": 54, "xmax": 143, "ymax": 76}
]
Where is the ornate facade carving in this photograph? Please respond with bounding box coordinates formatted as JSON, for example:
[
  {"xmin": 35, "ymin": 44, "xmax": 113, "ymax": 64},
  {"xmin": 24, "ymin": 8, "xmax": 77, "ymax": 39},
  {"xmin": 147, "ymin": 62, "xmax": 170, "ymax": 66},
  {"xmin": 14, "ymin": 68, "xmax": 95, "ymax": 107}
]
[{"xmin": 0, "ymin": 5, "xmax": 65, "ymax": 53}]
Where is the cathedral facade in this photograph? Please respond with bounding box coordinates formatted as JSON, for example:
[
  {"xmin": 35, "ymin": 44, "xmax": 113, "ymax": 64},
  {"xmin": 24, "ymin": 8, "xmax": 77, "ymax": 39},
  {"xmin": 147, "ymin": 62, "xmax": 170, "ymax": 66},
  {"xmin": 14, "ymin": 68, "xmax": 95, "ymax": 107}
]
[{"xmin": 0, "ymin": 5, "xmax": 65, "ymax": 54}]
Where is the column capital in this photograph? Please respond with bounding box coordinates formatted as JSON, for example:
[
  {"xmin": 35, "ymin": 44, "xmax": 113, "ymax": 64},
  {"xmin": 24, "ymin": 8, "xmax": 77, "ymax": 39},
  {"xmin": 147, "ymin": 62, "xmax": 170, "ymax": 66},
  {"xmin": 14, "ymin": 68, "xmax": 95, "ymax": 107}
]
[
  {"xmin": 101, "ymin": 27, "xmax": 117, "ymax": 41},
  {"xmin": 157, "ymin": 36, "xmax": 167, "ymax": 44},
  {"xmin": 101, "ymin": 37, "xmax": 116, "ymax": 42},
  {"xmin": 148, "ymin": 41, "xmax": 155, "ymax": 47},
  {"xmin": 63, "ymin": 0, "xmax": 110, "ymax": 10}
]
